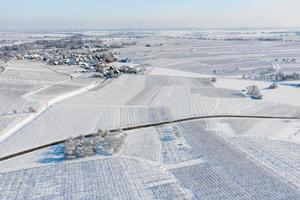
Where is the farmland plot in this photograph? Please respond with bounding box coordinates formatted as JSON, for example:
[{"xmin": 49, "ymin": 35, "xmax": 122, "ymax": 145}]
[
  {"xmin": 0, "ymin": 80, "xmax": 44, "ymax": 92},
  {"xmin": 227, "ymin": 136, "xmax": 300, "ymax": 187},
  {"xmin": 0, "ymin": 69, "xmax": 68, "ymax": 84},
  {"xmin": 5, "ymin": 60, "xmax": 52, "ymax": 71},
  {"xmin": 148, "ymin": 87, "xmax": 217, "ymax": 118},
  {"xmin": 29, "ymin": 84, "xmax": 84, "ymax": 102},
  {"xmin": 0, "ymin": 157, "xmax": 192, "ymax": 200},
  {"xmin": 149, "ymin": 67, "xmax": 211, "ymax": 78},
  {"xmin": 99, "ymin": 106, "xmax": 174, "ymax": 129},
  {"xmin": 172, "ymin": 120, "xmax": 300, "ymax": 199},
  {"xmin": 189, "ymin": 95, "xmax": 218, "ymax": 116},
  {"xmin": 0, "ymin": 80, "xmax": 43, "ymax": 114},
  {"xmin": 221, "ymin": 119, "xmax": 260, "ymax": 135},
  {"xmin": 245, "ymin": 119, "xmax": 300, "ymax": 140},
  {"xmin": 191, "ymin": 87, "xmax": 245, "ymax": 98},
  {"xmin": 165, "ymin": 61, "xmax": 212, "ymax": 74},
  {"xmin": 145, "ymin": 75, "xmax": 213, "ymax": 87},
  {"xmin": 0, "ymin": 117, "xmax": 18, "ymax": 131},
  {"xmin": 0, "ymin": 145, "xmax": 65, "ymax": 173},
  {"xmin": 36, "ymin": 84, "xmax": 81, "ymax": 96},
  {"xmin": 120, "ymin": 128, "xmax": 161, "ymax": 162},
  {"xmin": 125, "ymin": 86, "xmax": 162, "ymax": 106},
  {"xmin": 0, "ymin": 105, "xmax": 174, "ymax": 157},
  {"xmin": 157, "ymin": 125, "xmax": 199, "ymax": 165},
  {"xmin": 0, "ymin": 104, "xmax": 107, "ymax": 157},
  {"xmin": 241, "ymin": 101, "xmax": 300, "ymax": 117},
  {"xmin": 190, "ymin": 96, "xmax": 268, "ymax": 117},
  {"xmin": 167, "ymin": 87, "xmax": 195, "ymax": 119},
  {"xmin": 171, "ymin": 163, "xmax": 249, "ymax": 199},
  {"xmin": 0, "ymin": 88, "xmax": 38, "ymax": 115},
  {"xmin": 221, "ymin": 118, "xmax": 290, "ymax": 138},
  {"xmin": 61, "ymin": 75, "xmax": 146, "ymax": 106},
  {"xmin": 44, "ymin": 65, "xmax": 82, "ymax": 76},
  {"xmin": 212, "ymin": 98, "xmax": 263, "ymax": 115},
  {"xmin": 147, "ymin": 86, "xmax": 178, "ymax": 107}
]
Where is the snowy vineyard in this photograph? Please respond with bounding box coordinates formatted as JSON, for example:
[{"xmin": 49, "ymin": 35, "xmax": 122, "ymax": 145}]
[
  {"xmin": 1, "ymin": 74, "xmax": 300, "ymax": 158},
  {"xmin": 1, "ymin": 120, "xmax": 300, "ymax": 199}
]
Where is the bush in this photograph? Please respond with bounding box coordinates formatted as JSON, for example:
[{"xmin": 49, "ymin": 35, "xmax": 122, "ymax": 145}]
[
  {"xmin": 28, "ymin": 106, "xmax": 37, "ymax": 113},
  {"xmin": 246, "ymin": 85, "xmax": 262, "ymax": 99},
  {"xmin": 64, "ymin": 130, "xmax": 125, "ymax": 160},
  {"xmin": 211, "ymin": 77, "xmax": 217, "ymax": 83},
  {"xmin": 269, "ymin": 83, "xmax": 279, "ymax": 89}
]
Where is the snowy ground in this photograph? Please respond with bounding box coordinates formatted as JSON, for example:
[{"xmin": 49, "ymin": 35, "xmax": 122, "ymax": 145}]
[
  {"xmin": 215, "ymin": 78, "xmax": 300, "ymax": 107},
  {"xmin": 0, "ymin": 59, "xmax": 100, "ymax": 143},
  {"xmin": 2, "ymin": 71, "xmax": 299, "ymax": 157},
  {"xmin": 1, "ymin": 30, "xmax": 300, "ymax": 199},
  {"xmin": 1, "ymin": 120, "xmax": 300, "ymax": 199}
]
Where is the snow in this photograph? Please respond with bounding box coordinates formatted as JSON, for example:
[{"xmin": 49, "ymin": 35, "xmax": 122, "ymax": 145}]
[
  {"xmin": 228, "ymin": 136, "xmax": 300, "ymax": 187},
  {"xmin": 120, "ymin": 128, "xmax": 161, "ymax": 162},
  {"xmin": 150, "ymin": 67, "xmax": 211, "ymax": 78},
  {"xmin": 219, "ymin": 118, "xmax": 300, "ymax": 144},
  {"xmin": 2, "ymin": 73, "xmax": 299, "ymax": 158},
  {"xmin": 0, "ymin": 79, "xmax": 101, "ymax": 144},
  {"xmin": 157, "ymin": 125, "xmax": 199, "ymax": 165},
  {"xmin": 1, "ymin": 118, "xmax": 300, "ymax": 199},
  {"xmin": 2, "ymin": 31, "xmax": 300, "ymax": 199},
  {"xmin": 0, "ymin": 157, "xmax": 193, "ymax": 200},
  {"xmin": 205, "ymin": 118, "xmax": 300, "ymax": 187},
  {"xmin": 0, "ymin": 145, "xmax": 64, "ymax": 173},
  {"xmin": 174, "ymin": 120, "xmax": 300, "ymax": 199},
  {"xmin": 215, "ymin": 78, "xmax": 300, "ymax": 107}
]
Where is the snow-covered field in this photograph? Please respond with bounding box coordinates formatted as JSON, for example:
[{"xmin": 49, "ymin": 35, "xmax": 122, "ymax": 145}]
[
  {"xmin": 215, "ymin": 78, "xmax": 300, "ymax": 107},
  {"xmin": 1, "ymin": 119, "xmax": 300, "ymax": 199},
  {"xmin": 0, "ymin": 157, "xmax": 193, "ymax": 199},
  {"xmin": 1, "ymin": 30, "xmax": 300, "ymax": 199},
  {"xmin": 0, "ymin": 59, "xmax": 100, "ymax": 143},
  {"xmin": 2, "ymin": 71, "xmax": 299, "ymax": 157}
]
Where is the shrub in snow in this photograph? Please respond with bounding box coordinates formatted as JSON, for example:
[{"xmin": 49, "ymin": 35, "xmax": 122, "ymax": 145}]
[
  {"xmin": 64, "ymin": 130, "xmax": 126, "ymax": 160},
  {"xmin": 64, "ymin": 137, "xmax": 77, "ymax": 160},
  {"xmin": 246, "ymin": 85, "xmax": 258, "ymax": 95},
  {"xmin": 252, "ymin": 93, "xmax": 262, "ymax": 99},
  {"xmin": 64, "ymin": 136, "xmax": 93, "ymax": 160},
  {"xmin": 246, "ymin": 85, "xmax": 262, "ymax": 99},
  {"xmin": 97, "ymin": 129, "xmax": 109, "ymax": 137},
  {"xmin": 269, "ymin": 83, "xmax": 279, "ymax": 89},
  {"xmin": 28, "ymin": 106, "xmax": 37, "ymax": 113},
  {"xmin": 211, "ymin": 77, "xmax": 217, "ymax": 83}
]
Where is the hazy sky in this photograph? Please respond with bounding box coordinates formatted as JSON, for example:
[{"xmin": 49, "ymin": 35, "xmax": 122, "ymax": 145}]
[{"xmin": 1, "ymin": 0, "xmax": 300, "ymax": 30}]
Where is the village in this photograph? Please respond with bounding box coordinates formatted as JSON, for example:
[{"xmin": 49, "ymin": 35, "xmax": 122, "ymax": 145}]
[{"xmin": 0, "ymin": 35, "xmax": 141, "ymax": 78}]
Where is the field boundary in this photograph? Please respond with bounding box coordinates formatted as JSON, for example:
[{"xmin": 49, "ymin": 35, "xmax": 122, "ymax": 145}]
[{"xmin": 0, "ymin": 114, "xmax": 299, "ymax": 162}]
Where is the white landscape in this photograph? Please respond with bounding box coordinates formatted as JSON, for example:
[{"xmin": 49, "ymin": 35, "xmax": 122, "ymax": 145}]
[
  {"xmin": 4, "ymin": 0, "xmax": 300, "ymax": 197},
  {"xmin": 0, "ymin": 29, "xmax": 300, "ymax": 199}
]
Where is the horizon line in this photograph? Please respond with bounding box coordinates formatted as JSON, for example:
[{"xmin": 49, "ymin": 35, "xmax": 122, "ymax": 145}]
[{"xmin": 1, "ymin": 27, "xmax": 300, "ymax": 33}]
